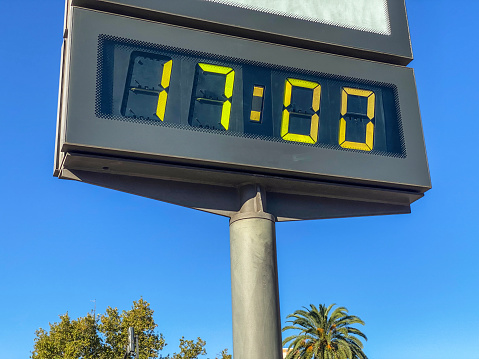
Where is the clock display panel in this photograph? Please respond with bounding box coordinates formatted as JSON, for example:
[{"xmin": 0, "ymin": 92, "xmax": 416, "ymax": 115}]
[{"xmin": 96, "ymin": 35, "xmax": 405, "ymax": 157}]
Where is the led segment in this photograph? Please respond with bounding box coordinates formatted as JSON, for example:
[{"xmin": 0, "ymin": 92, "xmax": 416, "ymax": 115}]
[
  {"xmin": 339, "ymin": 87, "xmax": 375, "ymax": 151},
  {"xmin": 250, "ymin": 86, "xmax": 265, "ymax": 122},
  {"xmin": 281, "ymin": 78, "xmax": 321, "ymax": 144}
]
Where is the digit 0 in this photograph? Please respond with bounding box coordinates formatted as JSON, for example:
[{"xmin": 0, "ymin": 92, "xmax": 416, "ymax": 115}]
[
  {"xmin": 339, "ymin": 87, "xmax": 375, "ymax": 151},
  {"xmin": 281, "ymin": 78, "xmax": 321, "ymax": 144}
]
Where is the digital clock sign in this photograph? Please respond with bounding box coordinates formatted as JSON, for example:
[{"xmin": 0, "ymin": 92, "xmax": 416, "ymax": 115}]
[
  {"xmin": 55, "ymin": 6, "xmax": 430, "ymax": 220},
  {"xmin": 54, "ymin": 5, "xmax": 430, "ymax": 359},
  {"xmin": 97, "ymin": 36, "xmax": 404, "ymax": 156}
]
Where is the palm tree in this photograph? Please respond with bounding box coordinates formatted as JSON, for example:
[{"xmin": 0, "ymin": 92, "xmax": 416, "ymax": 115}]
[{"xmin": 282, "ymin": 304, "xmax": 368, "ymax": 359}]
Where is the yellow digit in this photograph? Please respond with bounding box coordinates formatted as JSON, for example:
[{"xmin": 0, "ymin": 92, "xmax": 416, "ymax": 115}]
[
  {"xmin": 281, "ymin": 78, "xmax": 321, "ymax": 144},
  {"xmin": 198, "ymin": 63, "xmax": 235, "ymax": 130},
  {"xmin": 339, "ymin": 87, "xmax": 375, "ymax": 151},
  {"xmin": 156, "ymin": 59, "xmax": 173, "ymax": 121}
]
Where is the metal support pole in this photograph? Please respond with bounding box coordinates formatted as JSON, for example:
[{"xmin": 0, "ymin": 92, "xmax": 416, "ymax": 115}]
[
  {"xmin": 229, "ymin": 184, "xmax": 282, "ymax": 359},
  {"xmin": 135, "ymin": 334, "xmax": 139, "ymax": 359}
]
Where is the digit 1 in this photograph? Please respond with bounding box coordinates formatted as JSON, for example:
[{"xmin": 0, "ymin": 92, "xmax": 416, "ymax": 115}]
[
  {"xmin": 190, "ymin": 63, "xmax": 235, "ymax": 130},
  {"xmin": 122, "ymin": 52, "xmax": 172, "ymax": 121},
  {"xmin": 339, "ymin": 87, "xmax": 375, "ymax": 151},
  {"xmin": 281, "ymin": 78, "xmax": 321, "ymax": 144}
]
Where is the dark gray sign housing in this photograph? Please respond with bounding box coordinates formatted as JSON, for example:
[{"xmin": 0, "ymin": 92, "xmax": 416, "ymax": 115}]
[
  {"xmin": 70, "ymin": 0, "xmax": 413, "ymax": 65},
  {"xmin": 55, "ymin": 1, "xmax": 430, "ymax": 220}
]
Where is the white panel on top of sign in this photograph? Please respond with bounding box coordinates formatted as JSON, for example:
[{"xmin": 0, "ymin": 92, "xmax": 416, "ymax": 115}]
[{"xmin": 202, "ymin": 0, "xmax": 391, "ymax": 35}]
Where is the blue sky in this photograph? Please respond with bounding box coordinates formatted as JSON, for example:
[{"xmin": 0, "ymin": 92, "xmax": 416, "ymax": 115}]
[{"xmin": 0, "ymin": 1, "xmax": 478, "ymax": 358}]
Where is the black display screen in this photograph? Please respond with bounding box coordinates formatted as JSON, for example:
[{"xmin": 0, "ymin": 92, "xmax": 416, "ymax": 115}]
[{"xmin": 97, "ymin": 35, "xmax": 404, "ymax": 156}]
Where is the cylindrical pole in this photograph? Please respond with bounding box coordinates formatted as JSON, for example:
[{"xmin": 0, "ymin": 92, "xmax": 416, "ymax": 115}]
[{"xmin": 229, "ymin": 185, "xmax": 282, "ymax": 359}]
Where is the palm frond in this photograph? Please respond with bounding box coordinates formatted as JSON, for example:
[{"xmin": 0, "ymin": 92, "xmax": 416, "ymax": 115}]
[{"xmin": 282, "ymin": 303, "xmax": 368, "ymax": 359}]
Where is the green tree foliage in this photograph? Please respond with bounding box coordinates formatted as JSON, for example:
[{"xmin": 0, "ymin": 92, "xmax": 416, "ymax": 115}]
[
  {"xmin": 170, "ymin": 337, "xmax": 206, "ymax": 359},
  {"xmin": 31, "ymin": 298, "xmax": 165, "ymax": 359},
  {"xmin": 282, "ymin": 304, "xmax": 368, "ymax": 359},
  {"xmin": 32, "ymin": 313, "xmax": 101, "ymax": 359},
  {"xmin": 32, "ymin": 299, "xmax": 230, "ymax": 359},
  {"xmin": 215, "ymin": 349, "xmax": 232, "ymax": 359},
  {"xmin": 159, "ymin": 340, "xmax": 232, "ymax": 359},
  {"xmin": 98, "ymin": 298, "xmax": 165, "ymax": 358}
]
